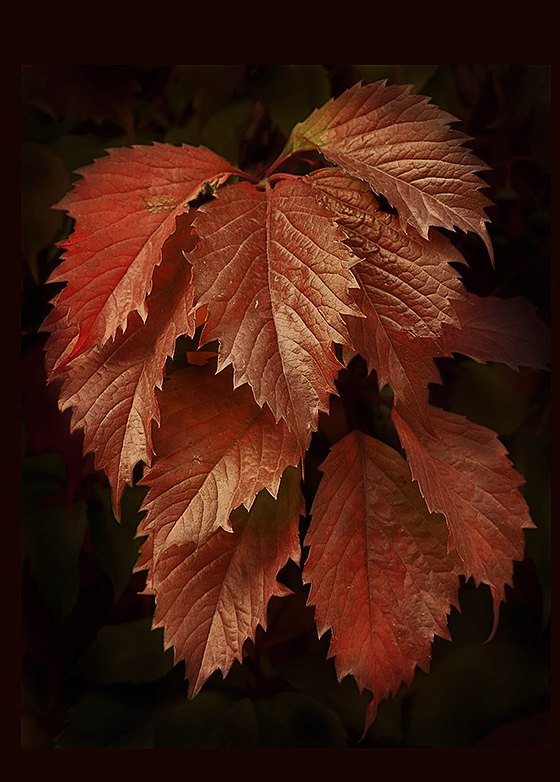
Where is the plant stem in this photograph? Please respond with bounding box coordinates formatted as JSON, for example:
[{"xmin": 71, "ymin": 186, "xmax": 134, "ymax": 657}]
[{"xmin": 264, "ymin": 151, "xmax": 296, "ymax": 178}]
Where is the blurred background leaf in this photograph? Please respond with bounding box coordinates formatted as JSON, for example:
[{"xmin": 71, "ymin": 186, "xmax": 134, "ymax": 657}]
[
  {"xmin": 165, "ymin": 95, "xmax": 255, "ymax": 166},
  {"xmin": 21, "ymin": 142, "xmax": 71, "ymax": 285},
  {"xmin": 74, "ymin": 618, "xmax": 174, "ymax": 686},
  {"xmin": 251, "ymin": 64, "xmax": 331, "ymax": 138},
  {"xmin": 406, "ymin": 640, "xmax": 550, "ymax": 748},
  {"xmin": 22, "ymin": 454, "xmax": 87, "ymax": 625},
  {"xmin": 86, "ymin": 485, "xmax": 147, "ymax": 603}
]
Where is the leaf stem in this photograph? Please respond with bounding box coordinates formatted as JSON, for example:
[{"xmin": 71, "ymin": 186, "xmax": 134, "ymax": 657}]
[
  {"xmin": 267, "ymin": 172, "xmax": 301, "ymax": 184},
  {"xmin": 264, "ymin": 151, "xmax": 296, "ymax": 178}
]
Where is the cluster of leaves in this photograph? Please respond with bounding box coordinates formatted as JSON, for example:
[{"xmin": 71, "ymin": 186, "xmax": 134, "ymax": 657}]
[{"xmin": 22, "ymin": 65, "xmax": 551, "ymax": 748}]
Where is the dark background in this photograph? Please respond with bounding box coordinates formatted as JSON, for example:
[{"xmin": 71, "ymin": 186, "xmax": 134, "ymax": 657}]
[{"xmin": 21, "ymin": 64, "xmax": 551, "ymax": 748}]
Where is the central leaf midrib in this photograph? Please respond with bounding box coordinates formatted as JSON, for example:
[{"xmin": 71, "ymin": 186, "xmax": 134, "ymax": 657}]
[{"xmin": 265, "ymin": 187, "xmax": 301, "ymax": 438}]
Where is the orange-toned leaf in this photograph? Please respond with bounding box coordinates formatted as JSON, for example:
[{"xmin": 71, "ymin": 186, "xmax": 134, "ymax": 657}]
[
  {"xmin": 137, "ymin": 467, "xmax": 303, "ymax": 697},
  {"xmin": 393, "ymin": 404, "xmax": 534, "ymax": 637},
  {"xmin": 310, "ymin": 167, "xmax": 465, "ymax": 426},
  {"xmin": 304, "ymin": 430, "xmax": 462, "ymax": 731},
  {"xmin": 189, "ymin": 177, "xmax": 362, "ymax": 450},
  {"xmin": 47, "ymin": 214, "xmax": 197, "ymax": 511},
  {"xmin": 444, "ymin": 293, "xmax": 551, "ymax": 370},
  {"xmin": 289, "ymin": 81, "xmax": 493, "ymax": 259},
  {"xmin": 48, "ymin": 143, "xmax": 242, "ymax": 367},
  {"xmin": 138, "ymin": 361, "xmax": 301, "ymax": 556}
]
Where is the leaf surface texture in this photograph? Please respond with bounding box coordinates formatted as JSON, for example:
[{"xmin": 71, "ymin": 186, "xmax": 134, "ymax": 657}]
[
  {"xmin": 304, "ymin": 431, "xmax": 462, "ymax": 729},
  {"xmin": 290, "ymin": 81, "xmax": 493, "ymax": 258},
  {"xmin": 138, "ymin": 468, "xmax": 303, "ymax": 697},
  {"xmin": 190, "ymin": 178, "xmax": 362, "ymax": 450},
  {"xmin": 48, "ymin": 144, "xmax": 241, "ymax": 365}
]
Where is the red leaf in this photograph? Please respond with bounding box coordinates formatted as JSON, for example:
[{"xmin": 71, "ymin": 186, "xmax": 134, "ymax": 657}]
[
  {"xmin": 48, "ymin": 213, "xmax": 198, "ymax": 511},
  {"xmin": 393, "ymin": 404, "xmax": 534, "ymax": 637},
  {"xmin": 47, "ymin": 143, "xmax": 242, "ymax": 367},
  {"xmin": 289, "ymin": 81, "xmax": 493, "ymax": 259},
  {"xmin": 138, "ymin": 361, "xmax": 301, "ymax": 555},
  {"xmin": 309, "ymin": 167, "xmax": 465, "ymax": 426},
  {"xmin": 310, "ymin": 168, "xmax": 467, "ymax": 336},
  {"xmin": 137, "ymin": 466, "xmax": 303, "ymax": 697},
  {"xmin": 41, "ymin": 291, "xmax": 79, "ymax": 375},
  {"xmin": 189, "ymin": 177, "xmax": 362, "ymax": 450},
  {"xmin": 444, "ymin": 293, "xmax": 551, "ymax": 370},
  {"xmin": 304, "ymin": 430, "xmax": 461, "ymax": 731}
]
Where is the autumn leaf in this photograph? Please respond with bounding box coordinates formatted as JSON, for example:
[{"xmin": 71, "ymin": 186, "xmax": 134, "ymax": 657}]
[
  {"xmin": 393, "ymin": 404, "xmax": 534, "ymax": 637},
  {"xmin": 309, "ymin": 168, "xmax": 467, "ymax": 337},
  {"xmin": 47, "ymin": 143, "xmax": 242, "ymax": 368},
  {"xmin": 137, "ymin": 361, "xmax": 301, "ymax": 557},
  {"xmin": 443, "ymin": 293, "xmax": 551, "ymax": 370},
  {"xmin": 304, "ymin": 430, "xmax": 462, "ymax": 731},
  {"xmin": 41, "ymin": 291, "xmax": 80, "ymax": 376},
  {"xmin": 137, "ymin": 466, "xmax": 303, "ymax": 698},
  {"xmin": 189, "ymin": 177, "xmax": 362, "ymax": 450},
  {"xmin": 48, "ymin": 213, "xmax": 198, "ymax": 512},
  {"xmin": 309, "ymin": 167, "xmax": 465, "ymax": 426},
  {"xmin": 287, "ymin": 81, "xmax": 493, "ymax": 259}
]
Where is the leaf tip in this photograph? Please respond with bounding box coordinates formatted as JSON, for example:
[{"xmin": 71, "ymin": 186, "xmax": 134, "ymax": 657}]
[
  {"xmin": 362, "ymin": 695, "xmax": 378, "ymax": 740},
  {"xmin": 485, "ymin": 583, "xmax": 504, "ymax": 643}
]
